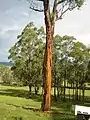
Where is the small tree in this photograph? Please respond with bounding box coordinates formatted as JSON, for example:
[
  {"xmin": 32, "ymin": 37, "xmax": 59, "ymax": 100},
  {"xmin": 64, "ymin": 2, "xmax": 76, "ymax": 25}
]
[
  {"xmin": 9, "ymin": 22, "xmax": 45, "ymax": 95},
  {"xmin": 0, "ymin": 65, "xmax": 14, "ymax": 85}
]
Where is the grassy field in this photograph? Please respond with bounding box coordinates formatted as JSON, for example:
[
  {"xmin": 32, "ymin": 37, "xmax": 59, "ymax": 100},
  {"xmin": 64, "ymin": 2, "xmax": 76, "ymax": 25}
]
[{"xmin": 0, "ymin": 85, "xmax": 90, "ymax": 120}]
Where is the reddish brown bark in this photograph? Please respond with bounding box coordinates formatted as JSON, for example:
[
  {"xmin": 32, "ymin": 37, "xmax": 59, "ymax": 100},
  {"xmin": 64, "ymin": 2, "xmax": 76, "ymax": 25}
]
[
  {"xmin": 41, "ymin": 0, "xmax": 56, "ymax": 111},
  {"xmin": 41, "ymin": 26, "xmax": 54, "ymax": 111}
]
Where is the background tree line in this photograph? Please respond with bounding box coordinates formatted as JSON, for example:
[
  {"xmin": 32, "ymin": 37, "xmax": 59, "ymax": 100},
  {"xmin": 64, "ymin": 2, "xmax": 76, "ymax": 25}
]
[{"xmin": 0, "ymin": 22, "xmax": 90, "ymax": 102}]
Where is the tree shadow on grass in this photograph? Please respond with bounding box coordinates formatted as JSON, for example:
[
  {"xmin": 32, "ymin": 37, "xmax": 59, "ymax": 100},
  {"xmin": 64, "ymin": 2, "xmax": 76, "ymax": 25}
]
[
  {"xmin": 0, "ymin": 87, "xmax": 90, "ymax": 120},
  {"xmin": 11, "ymin": 116, "xmax": 23, "ymax": 120},
  {"xmin": 6, "ymin": 102, "xmax": 75, "ymax": 120},
  {"xmin": 51, "ymin": 114, "xmax": 75, "ymax": 120},
  {"xmin": 0, "ymin": 88, "xmax": 42, "ymax": 102},
  {"xmin": 0, "ymin": 88, "xmax": 75, "ymax": 119},
  {"xmin": 51, "ymin": 100, "xmax": 75, "ymax": 120},
  {"xmin": 50, "ymin": 95, "xmax": 90, "ymax": 120},
  {"xmin": 0, "ymin": 88, "xmax": 28, "ymax": 98}
]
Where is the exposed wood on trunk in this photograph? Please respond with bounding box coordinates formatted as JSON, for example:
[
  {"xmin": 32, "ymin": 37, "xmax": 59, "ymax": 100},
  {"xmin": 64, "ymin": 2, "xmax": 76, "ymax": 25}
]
[
  {"xmin": 41, "ymin": 25, "xmax": 54, "ymax": 111},
  {"xmin": 41, "ymin": 0, "xmax": 55, "ymax": 111}
]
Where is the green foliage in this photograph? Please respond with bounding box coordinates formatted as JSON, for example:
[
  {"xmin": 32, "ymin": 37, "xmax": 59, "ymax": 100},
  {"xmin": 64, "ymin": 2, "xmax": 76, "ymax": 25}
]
[
  {"xmin": 8, "ymin": 21, "xmax": 90, "ymax": 100},
  {"xmin": 53, "ymin": 35, "xmax": 75, "ymax": 84},
  {"xmin": 0, "ymin": 65, "xmax": 20, "ymax": 86},
  {"xmin": 9, "ymin": 22, "xmax": 45, "ymax": 89},
  {"xmin": 8, "ymin": 23, "xmax": 90, "ymax": 99},
  {"xmin": 52, "ymin": 34, "xmax": 90, "ymax": 100},
  {"xmin": 0, "ymin": 66, "xmax": 12, "ymax": 84},
  {"xmin": 75, "ymin": 0, "xmax": 85, "ymax": 7}
]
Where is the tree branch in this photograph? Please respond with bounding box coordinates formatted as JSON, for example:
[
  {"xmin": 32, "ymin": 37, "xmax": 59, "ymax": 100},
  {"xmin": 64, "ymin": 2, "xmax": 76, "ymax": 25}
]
[
  {"xmin": 56, "ymin": 7, "xmax": 69, "ymax": 20},
  {"xmin": 29, "ymin": 6, "xmax": 44, "ymax": 12},
  {"xmin": 56, "ymin": 4, "xmax": 78, "ymax": 21},
  {"xmin": 51, "ymin": 0, "xmax": 58, "ymax": 24},
  {"xmin": 43, "ymin": 0, "xmax": 51, "ymax": 26},
  {"xmin": 27, "ymin": 0, "xmax": 44, "ymax": 12},
  {"xmin": 57, "ymin": 0, "xmax": 67, "ymax": 5},
  {"xmin": 36, "ymin": 0, "xmax": 44, "ymax": 1}
]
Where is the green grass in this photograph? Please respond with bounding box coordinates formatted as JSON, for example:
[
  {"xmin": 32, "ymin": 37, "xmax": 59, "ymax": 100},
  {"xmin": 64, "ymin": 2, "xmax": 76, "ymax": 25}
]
[
  {"xmin": 0, "ymin": 85, "xmax": 90, "ymax": 120},
  {"xmin": 0, "ymin": 95, "xmax": 50, "ymax": 120}
]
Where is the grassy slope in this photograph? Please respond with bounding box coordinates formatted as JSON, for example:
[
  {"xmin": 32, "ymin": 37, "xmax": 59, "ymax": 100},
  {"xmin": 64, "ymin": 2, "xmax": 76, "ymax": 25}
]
[
  {"xmin": 0, "ymin": 85, "xmax": 90, "ymax": 120},
  {"xmin": 0, "ymin": 95, "xmax": 49, "ymax": 120}
]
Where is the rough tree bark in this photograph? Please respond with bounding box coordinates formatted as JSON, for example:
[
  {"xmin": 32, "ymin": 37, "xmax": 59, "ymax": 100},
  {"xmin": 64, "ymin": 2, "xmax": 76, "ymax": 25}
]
[
  {"xmin": 41, "ymin": 20, "xmax": 54, "ymax": 111},
  {"xmin": 41, "ymin": 0, "xmax": 55, "ymax": 111}
]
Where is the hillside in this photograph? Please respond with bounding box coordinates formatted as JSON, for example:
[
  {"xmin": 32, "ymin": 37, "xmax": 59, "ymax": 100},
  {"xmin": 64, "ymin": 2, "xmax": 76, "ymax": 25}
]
[{"xmin": 0, "ymin": 62, "xmax": 12, "ymax": 66}]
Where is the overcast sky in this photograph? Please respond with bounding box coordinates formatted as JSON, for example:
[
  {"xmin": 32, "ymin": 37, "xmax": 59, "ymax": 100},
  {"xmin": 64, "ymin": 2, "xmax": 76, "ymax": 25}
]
[{"xmin": 0, "ymin": 0, "xmax": 90, "ymax": 62}]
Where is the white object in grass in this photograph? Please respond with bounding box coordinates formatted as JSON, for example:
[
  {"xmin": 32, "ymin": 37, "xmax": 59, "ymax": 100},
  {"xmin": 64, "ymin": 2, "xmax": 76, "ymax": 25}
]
[{"xmin": 75, "ymin": 105, "xmax": 90, "ymax": 115}]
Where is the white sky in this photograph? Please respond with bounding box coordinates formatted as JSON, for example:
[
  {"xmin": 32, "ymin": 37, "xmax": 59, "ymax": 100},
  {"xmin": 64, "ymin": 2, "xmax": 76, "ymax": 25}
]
[
  {"xmin": 0, "ymin": 0, "xmax": 90, "ymax": 61},
  {"xmin": 55, "ymin": 1, "xmax": 90, "ymax": 46}
]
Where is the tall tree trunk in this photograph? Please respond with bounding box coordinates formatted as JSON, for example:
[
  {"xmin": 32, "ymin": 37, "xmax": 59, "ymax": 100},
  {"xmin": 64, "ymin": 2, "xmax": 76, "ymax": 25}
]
[
  {"xmin": 82, "ymin": 83, "xmax": 85, "ymax": 101},
  {"xmin": 79, "ymin": 87, "xmax": 81, "ymax": 101},
  {"xmin": 41, "ymin": 0, "xmax": 56, "ymax": 111},
  {"xmin": 63, "ymin": 70, "xmax": 66, "ymax": 100},
  {"xmin": 53, "ymin": 56, "xmax": 57, "ymax": 101},
  {"xmin": 41, "ymin": 26, "xmax": 54, "ymax": 111},
  {"xmin": 57, "ymin": 86, "xmax": 60, "ymax": 98},
  {"xmin": 41, "ymin": 15, "xmax": 54, "ymax": 111},
  {"xmin": 75, "ymin": 82, "xmax": 78, "ymax": 100},
  {"xmin": 54, "ymin": 80, "xmax": 57, "ymax": 101},
  {"xmin": 82, "ymin": 73, "xmax": 85, "ymax": 101},
  {"xmin": 29, "ymin": 84, "xmax": 32, "ymax": 94},
  {"xmin": 35, "ymin": 86, "xmax": 39, "ymax": 95},
  {"xmin": 72, "ymin": 83, "xmax": 75, "ymax": 100}
]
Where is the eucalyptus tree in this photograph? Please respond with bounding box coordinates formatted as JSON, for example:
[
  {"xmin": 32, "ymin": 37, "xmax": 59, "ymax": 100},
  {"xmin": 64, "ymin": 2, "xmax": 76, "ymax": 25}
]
[
  {"xmin": 9, "ymin": 22, "xmax": 45, "ymax": 95},
  {"xmin": 53, "ymin": 35, "xmax": 63, "ymax": 100},
  {"xmin": 27, "ymin": 0, "xmax": 85, "ymax": 111},
  {"xmin": 53, "ymin": 37, "xmax": 90, "ymax": 101},
  {"xmin": 53, "ymin": 35, "xmax": 75, "ymax": 100},
  {"xmin": 69, "ymin": 42, "xmax": 90, "ymax": 100}
]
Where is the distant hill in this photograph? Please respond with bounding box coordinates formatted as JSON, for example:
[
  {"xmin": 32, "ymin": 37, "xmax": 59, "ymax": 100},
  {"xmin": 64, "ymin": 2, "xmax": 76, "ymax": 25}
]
[{"xmin": 0, "ymin": 62, "xmax": 12, "ymax": 66}]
